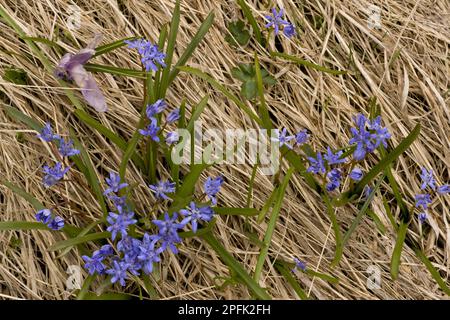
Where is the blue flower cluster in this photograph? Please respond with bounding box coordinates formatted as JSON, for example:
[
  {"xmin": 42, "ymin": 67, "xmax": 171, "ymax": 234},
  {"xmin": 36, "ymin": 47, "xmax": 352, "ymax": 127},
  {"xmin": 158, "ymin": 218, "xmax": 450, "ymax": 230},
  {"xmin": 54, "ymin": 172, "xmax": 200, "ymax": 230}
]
[
  {"xmin": 81, "ymin": 173, "xmax": 223, "ymax": 286},
  {"xmin": 139, "ymin": 99, "xmax": 180, "ymax": 145},
  {"xmin": 271, "ymin": 128, "xmax": 309, "ymax": 149},
  {"xmin": 414, "ymin": 167, "xmax": 449, "ymax": 223},
  {"xmin": 299, "ymin": 113, "xmax": 391, "ymax": 194},
  {"xmin": 124, "ymin": 39, "xmax": 166, "ymax": 72},
  {"xmin": 35, "ymin": 123, "xmax": 80, "ymax": 230},
  {"xmin": 264, "ymin": 8, "xmax": 296, "ymax": 38}
]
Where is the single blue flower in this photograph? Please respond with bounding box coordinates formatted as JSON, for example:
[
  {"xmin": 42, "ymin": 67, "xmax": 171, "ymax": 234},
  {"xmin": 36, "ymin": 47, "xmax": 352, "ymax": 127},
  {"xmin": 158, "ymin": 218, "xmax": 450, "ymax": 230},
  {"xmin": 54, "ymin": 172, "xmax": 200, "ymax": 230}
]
[
  {"xmin": 166, "ymin": 108, "xmax": 180, "ymax": 124},
  {"xmin": 271, "ymin": 128, "xmax": 295, "ymax": 149},
  {"xmin": 152, "ymin": 212, "xmax": 185, "ymax": 254},
  {"xmin": 138, "ymin": 233, "xmax": 161, "ymax": 274},
  {"xmin": 437, "ymin": 185, "xmax": 450, "ymax": 195},
  {"xmin": 419, "ymin": 167, "xmax": 436, "ymax": 190},
  {"xmin": 106, "ymin": 260, "xmax": 129, "ymax": 286},
  {"xmin": 166, "ymin": 131, "xmax": 180, "ymax": 145},
  {"xmin": 179, "ymin": 202, "xmax": 215, "ymax": 233},
  {"xmin": 104, "ymin": 172, "xmax": 128, "ymax": 195},
  {"xmin": 125, "ymin": 39, "xmax": 166, "ymax": 72},
  {"xmin": 418, "ymin": 212, "xmax": 428, "ymax": 224},
  {"xmin": 36, "ymin": 209, "xmax": 52, "ymax": 224},
  {"xmin": 57, "ymin": 138, "xmax": 80, "ymax": 157},
  {"xmin": 326, "ymin": 168, "xmax": 341, "ymax": 192},
  {"xmin": 324, "ymin": 147, "xmax": 347, "ymax": 165},
  {"xmin": 295, "ymin": 129, "xmax": 309, "ymax": 146},
  {"xmin": 108, "ymin": 194, "xmax": 127, "ymax": 210},
  {"xmin": 149, "ymin": 179, "xmax": 176, "ymax": 200},
  {"xmin": 106, "ymin": 210, "xmax": 137, "ymax": 240},
  {"xmin": 146, "ymin": 99, "xmax": 167, "ymax": 119},
  {"xmin": 364, "ymin": 185, "xmax": 373, "ymax": 200},
  {"xmin": 264, "ymin": 8, "xmax": 290, "ymax": 35},
  {"xmin": 349, "ymin": 114, "xmax": 376, "ymax": 160},
  {"xmin": 283, "ymin": 23, "xmax": 296, "ymax": 38},
  {"xmin": 42, "ymin": 162, "xmax": 70, "ymax": 188},
  {"xmin": 307, "ymin": 152, "xmax": 326, "ymax": 175},
  {"xmin": 415, "ymin": 193, "xmax": 432, "ymax": 210},
  {"xmin": 37, "ymin": 123, "xmax": 60, "ymax": 142},
  {"xmin": 293, "ymin": 258, "xmax": 307, "ymax": 272},
  {"xmin": 96, "ymin": 244, "xmax": 114, "ymax": 257},
  {"xmin": 82, "ymin": 253, "xmax": 105, "ymax": 275},
  {"xmin": 47, "ymin": 216, "xmax": 64, "ymax": 230},
  {"xmin": 139, "ymin": 117, "xmax": 160, "ymax": 142},
  {"xmin": 349, "ymin": 167, "xmax": 363, "ymax": 181},
  {"xmin": 204, "ymin": 176, "xmax": 224, "ymax": 205}
]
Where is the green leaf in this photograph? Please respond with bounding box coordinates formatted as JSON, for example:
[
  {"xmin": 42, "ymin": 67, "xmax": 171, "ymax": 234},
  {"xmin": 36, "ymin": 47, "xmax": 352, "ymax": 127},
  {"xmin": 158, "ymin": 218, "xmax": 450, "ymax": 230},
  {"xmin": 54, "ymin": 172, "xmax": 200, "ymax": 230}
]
[
  {"xmin": 84, "ymin": 63, "xmax": 147, "ymax": 78},
  {"xmin": 3, "ymin": 67, "xmax": 27, "ymax": 84},
  {"xmin": 337, "ymin": 124, "xmax": 421, "ymax": 205},
  {"xmin": 158, "ymin": 0, "xmax": 180, "ymax": 98},
  {"xmin": 274, "ymin": 262, "xmax": 309, "ymax": 299},
  {"xmin": 94, "ymin": 37, "xmax": 138, "ymax": 57},
  {"xmin": 305, "ymin": 269, "xmax": 339, "ymax": 284},
  {"xmin": 48, "ymin": 231, "xmax": 110, "ymax": 251},
  {"xmin": 390, "ymin": 221, "xmax": 408, "ymax": 280},
  {"xmin": 414, "ymin": 249, "xmax": 450, "ymax": 296},
  {"xmin": 20, "ymin": 36, "xmax": 62, "ymax": 49},
  {"xmin": 213, "ymin": 207, "xmax": 259, "ymax": 216},
  {"xmin": 168, "ymin": 12, "xmax": 215, "ymax": 84},
  {"xmin": 200, "ymin": 232, "xmax": 271, "ymax": 300},
  {"xmin": 3, "ymin": 106, "xmax": 42, "ymax": 132},
  {"xmin": 225, "ymin": 20, "xmax": 250, "ymax": 47},
  {"xmin": 73, "ymin": 109, "xmax": 145, "ymax": 171},
  {"xmin": 232, "ymin": 63, "xmax": 277, "ymax": 101},
  {"xmin": 1, "ymin": 180, "xmax": 45, "ymax": 210},
  {"xmin": 179, "ymin": 66, "xmax": 262, "ymax": 125},
  {"xmin": 254, "ymin": 167, "xmax": 294, "ymax": 282},
  {"xmin": 186, "ymin": 95, "xmax": 209, "ymax": 132},
  {"xmin": 83, "ymin": 292, "xmax": 132, "ymax": 300},
  {"xmin": 270, "ymin": 51, "xmax": 347, "ymax": 75},
  {"xmin": 254, "ymin": 53, "xmax": 272, "ymax": 130},
  {"xmin": 76, "ymin": 275, "xmax": 95, "ymax": 300},
  {"xmin": 236, "ymin": 0, "xmax": 263, "ymax": 46},
  {"xmin": 0, "ymin": 221, "xmax": 48, "ymax": 231},
  {"xmin": 70, "ymin": 129, "xmax": 108, "ymax": 217}
]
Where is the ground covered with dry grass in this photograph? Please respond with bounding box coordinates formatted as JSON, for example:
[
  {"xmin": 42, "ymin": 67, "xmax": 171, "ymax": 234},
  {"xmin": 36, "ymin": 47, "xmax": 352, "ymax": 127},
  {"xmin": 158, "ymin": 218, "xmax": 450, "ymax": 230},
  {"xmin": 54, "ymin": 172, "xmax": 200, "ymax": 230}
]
[{"xmin": 0, "ymin": 0, "xmax": 449, "ymax": 299}]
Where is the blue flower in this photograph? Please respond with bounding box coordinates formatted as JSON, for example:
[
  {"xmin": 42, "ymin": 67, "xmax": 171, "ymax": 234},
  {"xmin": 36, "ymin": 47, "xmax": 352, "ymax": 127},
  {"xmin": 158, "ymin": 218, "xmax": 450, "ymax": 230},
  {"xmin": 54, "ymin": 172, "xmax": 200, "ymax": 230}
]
[
  {"xmin": 364, "ymin": 185, "xmax": 373, "ymax": 200},
  {"xmin": 349, "ymin": 167, "xmax": 363, "ymax": 181},
  {"xmin": 179, "ymin": 202, "xmax": 215, "ymax": 233},
  {"xmin": 146, "ymin": 99, "xmax": 167, "ymax": 119},
  {"xmin": 419, "ymin": 167, "xmax": 436, "ymax": 190},
  {"xmin": 47, "ymin": 216, "xmax": 64, "ymax": 230},
  {"xmin": 166, "ymin": 131, "xmax": 180, "ymax": 145},
  {"xmin": 349, "ymin": 114, "xmax": 376, "ymax": 160},
  {"xmin": 295, "ymin": 129, "xmax": 309, "ymax": 146},
  {"xmin": 166, "ymin": 108, "xmax": 180, "ymax": 124},
  {"xmin": 437, "ymin": 185, "xmax": 450, "ymax": 195},
  {"xmin": 106, "ymin": 260, "xmax": 129, "ymax": 286},
  {"xmin": 283, "ymin": 23, "xmax": 296, "ymax": 38},
  {"xmin": 97, "ymin": 244, "xmax": 114, "ymax": 256},
  {"xmin": 149, "ymin": 179, "xmax": 176, "ymax": 200},
  {"xmin": 37, "ymin": 123, "xmax": 60, "ymax": 142},
  {"xmin": 326, "ymin": 168, "xmax": 341, "ymax": 192},
  {"xmin": 125, "ymin": 39, "xmax": 166, "ymax": 72},
  {"xmin": 104, "ymin": 172, "xmax": 128, "ymax": 195},
  {"xmin": 138, "ymin": 233, "xmax": 161, "ymax": 274},
  {"xmin": 204, "ymin": 176, "xmax": 224, "ymax": 205},
  {"xmin": 57, "ymin": 138, "xmax": 80, "ymax": 157},
  {"xmin": 306, "ymin": 152, "xmax": 326, "ymax": 175},
  {"xmin": 139, "ymin": 117, "xmax": 160, "ymax": 142},
  {"xmin": 271, "ymin": 128, "xmax": 295, "ymax": 149},
  {"xmin": 82, "ymin": 253, "xmax": 105, "ymax": 275},
  {"xmin": 42, "ymin": 162, "xmax": 70, "ymax": 188},
  {"xmin": 106, "ymin": 210, "xmax": 137, "ymax": 240},
  {"xmin": 418, "ymin": 212, "xmax": 428, "ymax": 224},
  {"xmin": 293, "ymin": 258, "xmax": 307, "ymax": 272},
  {"xmin": 36, "ymin": 209, "xmax": 52, "ymax": 224},
  {"xmin": 117, "ymin": 236, "xmax": 142, "ymax": 274},
  {"xmin": 108, "ymin": 194, "xmax": 127, "ymax": 210},
  {"xmin": 264, "ymin": 8, "xmax": 290, "ymax": 35},
  {"xmin": 152, "ymin": 212, "xmax": 185, "ymax": 254},
  {"xmin": 324, "ymin": 147, "xmax": 347, "ymax": 165},
  {"xmin": 415, "ymin": 193, "xmax": 432, "ymax": 210}
]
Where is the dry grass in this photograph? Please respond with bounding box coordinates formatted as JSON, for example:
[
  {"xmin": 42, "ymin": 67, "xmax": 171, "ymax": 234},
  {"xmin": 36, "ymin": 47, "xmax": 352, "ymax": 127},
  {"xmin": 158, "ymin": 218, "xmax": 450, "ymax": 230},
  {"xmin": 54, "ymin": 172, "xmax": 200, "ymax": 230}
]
[{"xmin": 0, "ymin": 0, "xmax": 449, "ymax": 299}]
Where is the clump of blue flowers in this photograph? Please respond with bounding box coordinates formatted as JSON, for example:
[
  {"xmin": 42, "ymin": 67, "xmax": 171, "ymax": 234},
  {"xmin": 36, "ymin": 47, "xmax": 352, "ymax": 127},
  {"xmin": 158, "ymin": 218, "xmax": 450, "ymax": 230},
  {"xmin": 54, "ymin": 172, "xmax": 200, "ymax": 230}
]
[
  {"xmin": 35, "ymin": 123, "xmax": 81, "ymax": 230},
  {"xmin": 80, "ymin": 171, "xmax": 223, "ymax": 286},
  {"xmin": 125, "ymin": 39, "xmax": 166, "ymax": 72},
  {"xmin": 414, "ymin": 167, "xmax": 449, "ymax": 224}
]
